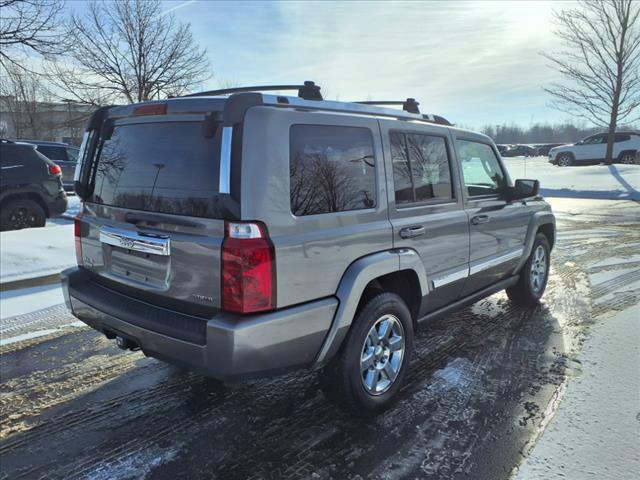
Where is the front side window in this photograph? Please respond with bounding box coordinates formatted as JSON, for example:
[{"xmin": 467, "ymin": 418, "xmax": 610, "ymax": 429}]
[
  {"xmin": 390, "ymin": 132, "xmax": 453, "ymax": 205},
  {"xmin": 615, "ymin": 134, "xmax": 631, "ymax": 142},
  {"xmin": 457, "ymin": 139, "xmax": 506, "ymax": 197},
  {"xmin": 289, "ymin": 125, "xmax": 376, "ymax": 216}
]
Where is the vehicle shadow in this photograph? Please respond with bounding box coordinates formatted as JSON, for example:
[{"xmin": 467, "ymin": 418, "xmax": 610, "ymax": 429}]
[{"xmin": 1, "ymin": 293, "xmax": 572, "ymax": 480}]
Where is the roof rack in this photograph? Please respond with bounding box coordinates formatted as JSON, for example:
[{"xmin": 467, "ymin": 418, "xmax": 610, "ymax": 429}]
[
  {"xmin": 356, "ymin": 98, "xmax": 420, "ymax": 114},
  {"xmin": 181, "ymin": 80, "xmax": 323, "ymax": 101}
]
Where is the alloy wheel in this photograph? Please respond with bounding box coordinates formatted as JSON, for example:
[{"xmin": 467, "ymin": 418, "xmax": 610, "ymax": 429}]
[
  {"xmin": 9, "ymin": 207, "xmax": 37, "ymax": 229},
  {"xmin": 530, "ymin": 245, "xmax": 547, "ymax": 293},
  {"xmin": 360, "ymin": 314, "xmax": 405, "ymax": 395},
  {"xmin": 620, "ymin": 154, "xmax": 635, "ymax": 164}
]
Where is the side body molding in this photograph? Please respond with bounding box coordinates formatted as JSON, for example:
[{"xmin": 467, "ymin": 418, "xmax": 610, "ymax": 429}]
[
  {"xmin": 312, "ymin": 249, "xmax": 428, "ymax": 369},
  {"xmin": 512, "ymin": 209, "xmax": 556, "ymax": 275}
]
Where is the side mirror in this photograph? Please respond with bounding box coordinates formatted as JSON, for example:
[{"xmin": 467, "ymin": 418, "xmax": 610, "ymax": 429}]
[{"xmin": 512, "ymin": 179, "xmax": 539, "ymax": 199}]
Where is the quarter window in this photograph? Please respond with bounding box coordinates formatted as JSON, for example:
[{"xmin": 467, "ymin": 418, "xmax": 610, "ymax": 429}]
[
  {"xmin": 390, "ymin": 132, "xmax": 453, "ymax": 205},
  {"xmin": 456, "ymin": 140, "xmax": 506, "ymax": 197},
  {"xmin": 289, "ymin": 125, "xmax": 376, "ymax": 216}
]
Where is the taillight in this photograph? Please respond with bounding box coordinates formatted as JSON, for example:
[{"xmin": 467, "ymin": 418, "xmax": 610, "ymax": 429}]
[
  {"xmin": 132, "ymin": 103, "xmax": 167, "ymax": 116},
  {"xmin": 74, "ymin": 204, "xmax": 84, "ymax": 266},
  {"xmin": 49, "ymin": 164, "xmax": 62, "ymax": 175},
  {"xmin": 222, "ymin": 221, "xmax": 275, "ymax": 314}
]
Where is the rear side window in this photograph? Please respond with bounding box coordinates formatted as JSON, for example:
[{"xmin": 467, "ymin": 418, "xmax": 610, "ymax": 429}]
[
  {"xmin": 37, "ymin": 145, "xmax": 67, "ymax": 161},
  {"xmin": 457, "ymin": 140, "xmax": 506, "ymax": 197},
  {"xmin": 289, "ymin": 125, "xmax": 376, "ymax": 216},
  {"xmin": 615, "ymin": 134, "xmax": 631, "ymax": 142},
  {"xmin": 390, "ymin": 132, "xmax": 453, "ymax": 205},
  {"xmin": 91, "ymin": 122, "xmax": 220, "ymax": 218}
]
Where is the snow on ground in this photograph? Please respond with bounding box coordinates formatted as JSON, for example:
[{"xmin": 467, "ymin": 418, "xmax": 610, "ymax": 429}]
[
  {"xmin": 502, "ymin": 156, "xmax": 640, "ymax": 200},
  {"xmin": 515, "ymin": 307, "xmax": 640, "ymax": 480},
  {"xmin": 0, "ymin": 224, "xmax": 75, "ymax": 283},
  {"xmin": 0, "ymin": 284, "xmax": 65, "ymax": 320}
]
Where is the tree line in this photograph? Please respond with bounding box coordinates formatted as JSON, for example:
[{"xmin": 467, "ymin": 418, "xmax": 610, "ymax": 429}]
[{"xmin": 479, "ymin": 122, "xmax": 636, "ymax": 145}]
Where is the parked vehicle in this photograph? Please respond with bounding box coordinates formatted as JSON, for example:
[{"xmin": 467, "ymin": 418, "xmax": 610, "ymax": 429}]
[
  {"xmin": 61, "ymin": 82, "xmax": 556, "ymax": 416},
  {"xmin": 496, "ymin": 144, "xmax": 509, "ymax": 155},
  {"xmin": 535, "ymin": 143, "xmax": 564, "ymax": 156},
  {"xmin": 0, "ymin": 140, "xmax": 68, "ymax": 230},
  {"xmin": 548, "ymin": 132, "xmax": 640, "ymax": 166},
  {"xmin": 17, "ymin": 140, "xmax": 80, "ymax": 190},
  {"xmin": 501, "ymin": 145, "xmax": 537, "ymax": 157}
]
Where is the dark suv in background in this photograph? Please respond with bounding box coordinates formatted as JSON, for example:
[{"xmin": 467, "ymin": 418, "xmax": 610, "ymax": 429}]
[
  {"xmin": 18, "ymin": 140, "xmax": 80, "ymax": 190},
  {"xmin": 0, "ymin": 140, "xmax": 68, "ymax": 230},
  {"xmin": 61, "ymin": 82, "xmax": 555, "ymax": 416}
]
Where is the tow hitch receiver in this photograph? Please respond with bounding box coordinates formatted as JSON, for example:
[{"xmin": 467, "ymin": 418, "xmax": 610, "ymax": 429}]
[{"xmin": 115, "ymin": 335, "xmax": 140, "ymax": 351}]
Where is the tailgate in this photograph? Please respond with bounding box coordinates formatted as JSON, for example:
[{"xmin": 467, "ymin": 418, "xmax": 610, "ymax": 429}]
[{"xmin": 78, "ymin": 117, "xmax": 232, "ymax": 314}]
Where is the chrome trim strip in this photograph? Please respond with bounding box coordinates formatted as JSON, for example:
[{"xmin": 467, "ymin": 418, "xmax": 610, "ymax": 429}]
[
  {"xmin": 219, "ymin": 126, "xmax": 233, "ymax": 194},
  {"xmin": 469, "ymin": 248, "xmax": 523, "ymax": 276},
  {"xmin": 99, "ymin": 226, "xmax": 170, "ymax": 256},
  {"xmin": 1, "ymin": 164, "xmax": 24, "ymax": 170},
  {"xmin": 432, "ymin": 267, "xmax": 469, "ymax": 289}
]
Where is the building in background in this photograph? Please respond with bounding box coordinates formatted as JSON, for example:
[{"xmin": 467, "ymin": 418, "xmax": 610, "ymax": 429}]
[{"xmin": 0, "ymin": 96, "xmax": 93, "ymax": 146}]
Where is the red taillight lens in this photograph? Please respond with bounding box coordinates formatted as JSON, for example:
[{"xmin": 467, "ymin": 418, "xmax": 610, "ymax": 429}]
[
  {"xmin": 222, "ymin": 222, "xmax": 275, "ymax": 314},
  {"xmin": 74, "ymin": 205, "xmax": 84, "ymax": 266},
  {"xmin": 133, "ymin": 103, "xmax": 167, "ymax": 116},
  {"xmin": 49, "ymin": 164, "xmax": 62, "ymax": 175}
]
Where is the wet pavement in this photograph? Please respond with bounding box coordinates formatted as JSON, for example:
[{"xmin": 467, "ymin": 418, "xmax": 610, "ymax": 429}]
[{"xmin": 1, "ymin": 199, "xmax": 639, "ymax": 480}]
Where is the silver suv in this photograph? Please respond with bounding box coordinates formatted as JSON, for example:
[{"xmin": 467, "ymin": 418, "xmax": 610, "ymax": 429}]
[{"xmin": 61, "ymin": 82, "xmax": 555, "ymax": 416}]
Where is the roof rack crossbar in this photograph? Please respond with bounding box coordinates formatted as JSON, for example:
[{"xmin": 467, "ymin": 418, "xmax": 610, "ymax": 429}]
[
  {"xmin": 356, "ymin": 98, "xmax": 420, "ymax": 114},
  {"xmin": 181, "ymin": 80, "xmax": 323, "ymax": 101}
]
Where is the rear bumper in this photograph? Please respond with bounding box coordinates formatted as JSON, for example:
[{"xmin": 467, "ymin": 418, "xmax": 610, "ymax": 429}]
[
  {"xmin": 47, "ymin": 192, "xmax": 68, "ymax": 217},
  {"xmin": 61, "ymin": 268, "xmax": 337, "ymax": 381}
]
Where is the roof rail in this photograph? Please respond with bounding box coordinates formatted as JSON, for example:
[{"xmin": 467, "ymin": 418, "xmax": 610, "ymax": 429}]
[
  {"xmin": 356, "ymin": 98, "xmax": 421, "ymax": 114},
  {"xmin": 181, "ymin": 80, "xmax": 323, "ymax": 101}
]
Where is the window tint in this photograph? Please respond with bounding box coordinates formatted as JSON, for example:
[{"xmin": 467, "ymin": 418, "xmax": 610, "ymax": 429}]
[
  {"xmin": 390, "ymin": 132, "xmax": 452, "ymax": 205},
  {"xmin": 456, "ymin": 140, "xmax": 506, "ymax": 197},
  {"xmin": 615, "ymin": 133, "xmax": 631, "ymax": 142},
  {"xmin": 91, "ymin": 122, "xmax": 221, "ymax": 218},
  {"xmin": 289, "ymin": 125, "xmax": 376, "ymax": 216},
  {"xmin": 36, "ymin": 145, "xmax": 67, "ymax": 161}
]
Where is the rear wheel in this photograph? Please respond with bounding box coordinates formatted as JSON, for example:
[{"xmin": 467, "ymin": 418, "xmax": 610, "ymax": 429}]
[
  {"xmin": 506, "ymin": 233, "xmax": 550, "ymax": 306},
  {"xmin": 0, "ymin": 199, "xmax": 46, "ymax": 231},
  {"xmin": 319, "ymin": 292, "xmax": 413, "ymax": 417},
  {"xmin": 619, "ymin": 152, "xmax": 636, "ymax": 164},
  {"xmin": 556, "ymin": 153, "xmax": 573, "ymax": 167}
]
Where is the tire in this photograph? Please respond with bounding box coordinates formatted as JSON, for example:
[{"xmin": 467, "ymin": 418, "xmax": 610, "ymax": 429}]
[
  {"xmin": 618, "ymin": 152, "xmax": 636, "ymax": 165},
  {"xmin": 556, "ymin": 153, "xmax": 573, "ymax": 167},
  {"xmin": 0, "ymin": 199, "xmax": 46, "ymax": 231},
  {"xmin": 506, "ymin": 233, "xmax": 551, "ymax": 306},
  {"xmin": 319, "ymin": 292, "xmax": 413, "ymax": 417}
]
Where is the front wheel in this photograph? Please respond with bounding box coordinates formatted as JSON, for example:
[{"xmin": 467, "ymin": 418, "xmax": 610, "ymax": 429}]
[
  {"xmin": 506, "ymin": 233, "xmax": 551, "ymax": 306},
  {"xmin": 319, "ymin": 292, "xmax": 413, "ymax": 417},
  {"xmin": 556, "ymin": 153, "xmax": 573, "ymax": 167}
]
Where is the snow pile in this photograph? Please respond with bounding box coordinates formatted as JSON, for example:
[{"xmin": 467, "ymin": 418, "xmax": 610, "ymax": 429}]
[
  {"xmin": 0, "ymin": 224, "xmax": 75, "ymax": 283},
  {"xmin": 502, "ymin": 157, "xmax": 640, "ymax": 200}
]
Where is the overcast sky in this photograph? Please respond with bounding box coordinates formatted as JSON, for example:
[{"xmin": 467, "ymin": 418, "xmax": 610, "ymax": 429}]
[{"xmin": 74, "ymin": 0, "xmax": 575, "ymax": 129}]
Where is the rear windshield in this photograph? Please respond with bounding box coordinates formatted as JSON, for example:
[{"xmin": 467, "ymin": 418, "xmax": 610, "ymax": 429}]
[{"xmin": 90, "ymin": 121, "xmax": 220, "ymax": 218}]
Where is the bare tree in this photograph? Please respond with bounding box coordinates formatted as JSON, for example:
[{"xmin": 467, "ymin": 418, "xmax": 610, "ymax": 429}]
[
  {"xmin": 544, "ymin": 0, "xmax": 640, "ymax": 163},
  {"xmin": 0, "ymin": 63, "xmax": 51, "ymax": 138},
  {"xmin": 0, "ymin": 0, "xmax": 65, "ymax": 70},
  {"xmin": 46, "ymin": 0, "xmax": 210, "ymax": 105}
]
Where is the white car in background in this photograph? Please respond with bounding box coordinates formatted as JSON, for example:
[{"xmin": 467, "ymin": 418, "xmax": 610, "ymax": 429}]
[{"xmin": 548, "ymin": 131, "xmax": 639, "ymax": 166}]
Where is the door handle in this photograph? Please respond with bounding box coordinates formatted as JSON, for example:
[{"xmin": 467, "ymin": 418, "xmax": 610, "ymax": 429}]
[
  {"xmin": 471, "ymin": 215, "xmax": 490, "ymax": 225},
  {"xmin": 399, "ymin": 225, "xmax": 426, "ymax": 239}
]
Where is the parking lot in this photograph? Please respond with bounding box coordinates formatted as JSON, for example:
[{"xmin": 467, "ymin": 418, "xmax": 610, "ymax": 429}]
[{"xmin": 1, "ymin": 198, "xmax": 638, "ymax": 479}]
